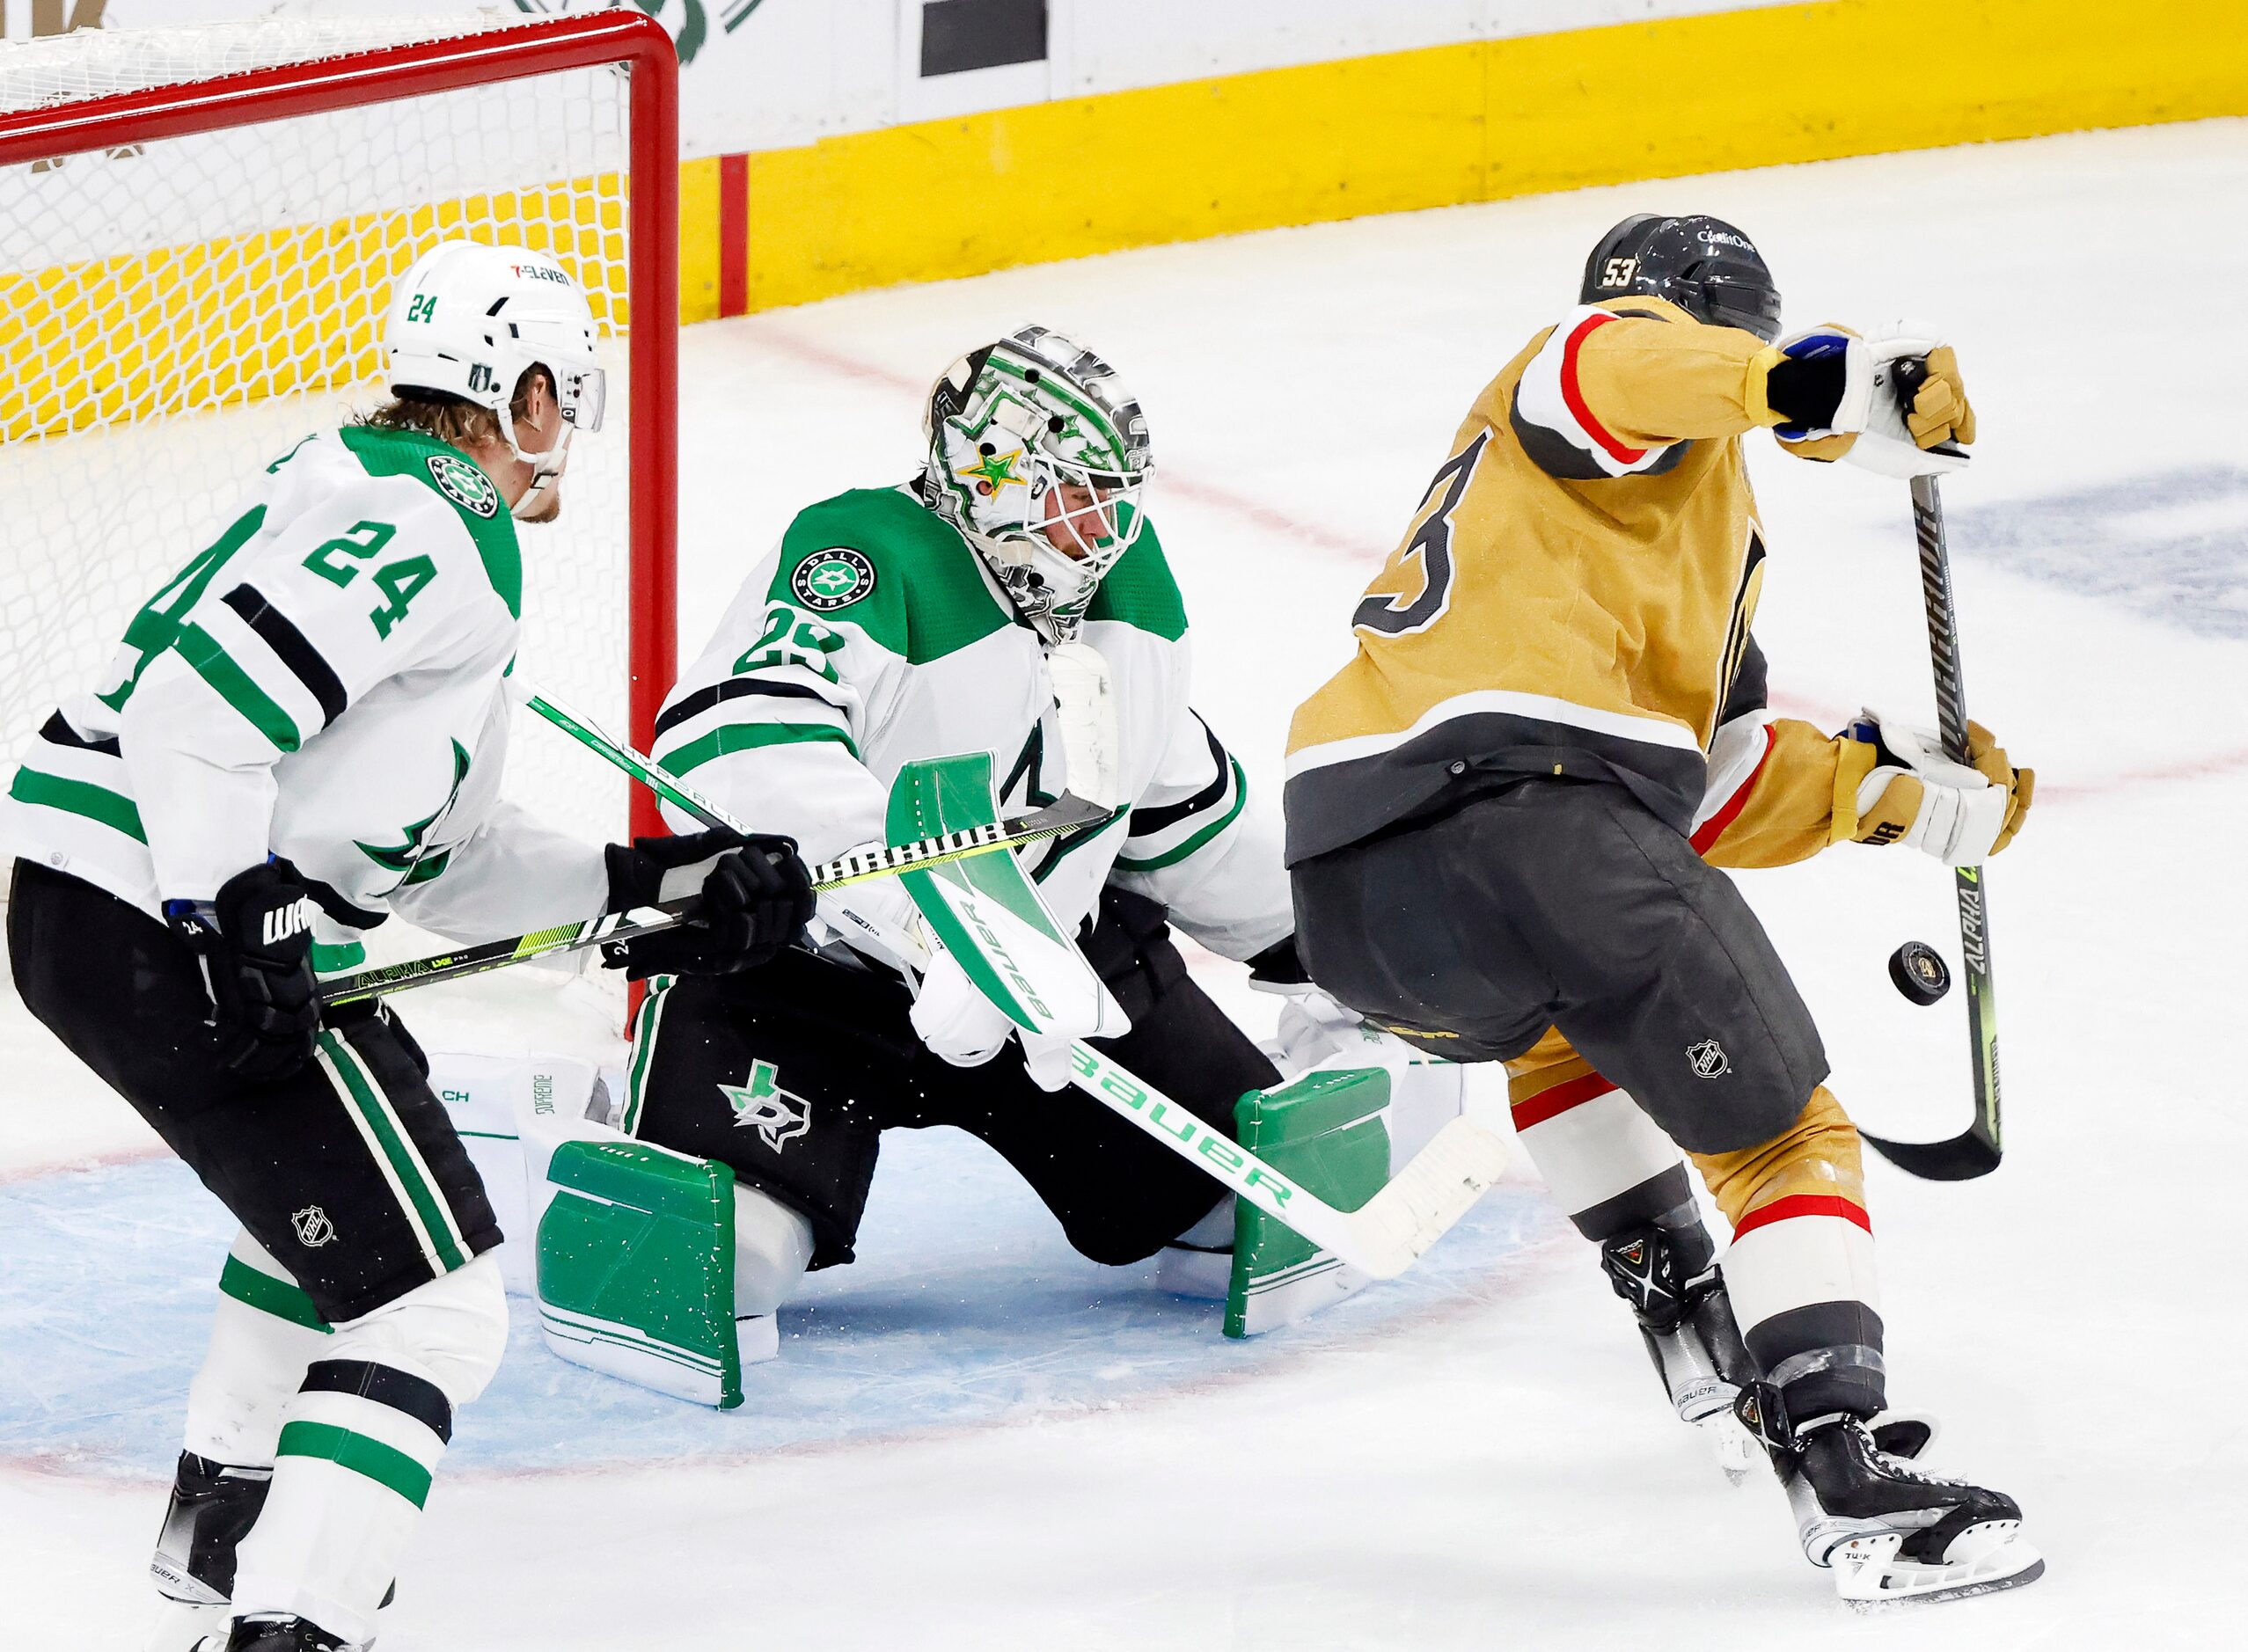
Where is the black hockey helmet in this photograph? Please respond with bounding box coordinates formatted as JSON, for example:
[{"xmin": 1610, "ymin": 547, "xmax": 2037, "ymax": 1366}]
[{"xmin": 1579, "ymin": 214, "xmax": 1783, "ymax": 343}]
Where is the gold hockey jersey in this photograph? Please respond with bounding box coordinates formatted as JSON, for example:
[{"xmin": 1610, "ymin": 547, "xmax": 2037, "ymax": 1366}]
[{"xmin": 1285, "ymin": 296, "xmax": 1856, "ymax": 871}]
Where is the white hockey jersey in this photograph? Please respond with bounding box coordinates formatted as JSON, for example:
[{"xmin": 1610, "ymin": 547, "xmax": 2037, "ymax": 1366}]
[
  {"xmin": 652, "ymin": 484, "xmax": 1291, "ymax": 963},
  {"xmin": 2, "ymin": 425, "xmax": 609, "ymax": 948}
]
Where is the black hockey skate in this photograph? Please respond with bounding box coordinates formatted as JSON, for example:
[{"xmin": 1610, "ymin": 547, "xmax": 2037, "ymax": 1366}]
[
  {"xmin": 221, "ymin": 1616, "xmax": 349, "ymax": 1651},
  {"xmin": 152, "ymin": 1452, "xmax": 271, "ymax": 1605},
  {"xmin": 1598, "ymin": 1227, "xmax": 1761, "ymax": 1484},
  {"xmin": 148, "ymin": 1453, "xmax": 271, "ymax": 1651},
  {"xmin": 1737, "ymin": 1386, "xmax": 2044, "ymax": 1604}
]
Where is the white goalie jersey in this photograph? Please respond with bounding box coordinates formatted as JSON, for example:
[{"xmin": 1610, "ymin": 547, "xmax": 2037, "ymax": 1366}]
[
  {"xmin": 2, "ymin": 425, "xmax": 609, "ymax": 947},
  {"xmin": 651, "ymin": 484, "xmax": 1292, "ymax": 964}
]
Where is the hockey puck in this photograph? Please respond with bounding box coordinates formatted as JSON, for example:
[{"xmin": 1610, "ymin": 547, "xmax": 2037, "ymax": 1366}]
[{"xmin": 1888, "ymin": 941, "xmax": 1951, "ymax": 1005}]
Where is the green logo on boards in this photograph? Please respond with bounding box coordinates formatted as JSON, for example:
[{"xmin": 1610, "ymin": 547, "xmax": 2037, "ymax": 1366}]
[
  {"xmin": 719, "ymin": 1059, "xmax": 811, "ymax": 1153},
  {"xmin": 427, "ymin": 453, "xmax": 501, "ymax": 519},
  {"xmin": 790, "ymin": 547, "xmax": 876, "ymax": 612}
]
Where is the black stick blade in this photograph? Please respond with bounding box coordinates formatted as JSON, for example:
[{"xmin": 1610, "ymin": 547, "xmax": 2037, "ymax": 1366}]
[{"xmin": 1863, "ymin": 1129, "xmax": 2002, "ymax": 1182}]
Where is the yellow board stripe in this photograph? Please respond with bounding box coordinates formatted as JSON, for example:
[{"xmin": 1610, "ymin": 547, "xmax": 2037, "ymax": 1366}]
[
  {"xmin": 734, "ymin": 0, "xmax": 2248, "ymax": 311},
  {"xmin": 9, "ymin": 0, "xmax": 2244, "ymax": 406}
]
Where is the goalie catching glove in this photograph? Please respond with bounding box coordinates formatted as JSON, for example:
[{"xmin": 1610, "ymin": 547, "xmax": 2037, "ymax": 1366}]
[
  {"xmin": 603, "ymin": 829, "xmax": 816, "ymax": 979},
  {"xmin": 1841, "ymin": 712, "xmax": 2032, "ymax": 864},
  {"xmin": 908, "ymin": 940, "xmax": 1110, "ymax": 1092},
  {"xmin": 164, "ymin": 860, "xmax": 325, "ymax": 1082},
  {"xmin": 1761, "ymin": 323, "xmax": 1975, "ymax": 477}
]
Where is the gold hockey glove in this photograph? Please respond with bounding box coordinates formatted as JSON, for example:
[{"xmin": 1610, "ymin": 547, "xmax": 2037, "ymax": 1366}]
[{"xmin": 1837, "ymin": 713, "xmax": 2031, "ymax": 863}]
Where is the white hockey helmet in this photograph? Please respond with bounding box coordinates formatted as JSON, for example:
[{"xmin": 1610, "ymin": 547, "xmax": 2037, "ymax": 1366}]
[
  {"xmin": 383, "ymin": 239, "xmax": 605, "ymax": 522},
  {"xmin": 918, "ymin": 325, "xmax": 1152, "ymax": 642}
]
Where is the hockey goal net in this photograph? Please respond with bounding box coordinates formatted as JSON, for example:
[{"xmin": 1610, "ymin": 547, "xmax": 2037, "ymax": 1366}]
[{"xmin": 0, "ymin": 11, "xmax": 677, "ymax": 863}]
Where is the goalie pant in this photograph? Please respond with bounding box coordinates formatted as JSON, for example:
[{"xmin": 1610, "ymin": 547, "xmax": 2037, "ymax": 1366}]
[
  {"xmin": 1291, "ymin": 778, "xmax": 1883, "ymax": 1424},
  {"xmin": 7, "ymin": 859, "xmax": 506, "ymax": 1648},
  {"xmin": 621, "ymin": 887, "xmax": 1280, "ymax": 1270}
]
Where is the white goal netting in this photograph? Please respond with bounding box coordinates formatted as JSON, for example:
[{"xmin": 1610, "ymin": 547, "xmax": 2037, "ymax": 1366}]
[{"xmin": 0, "ymin": 15, "xmax": 653, "ymax": 867}]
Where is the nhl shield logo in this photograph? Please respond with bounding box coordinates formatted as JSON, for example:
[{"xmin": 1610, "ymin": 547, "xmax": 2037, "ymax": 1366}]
[
  {"xmin": 1686, "ymin": 1039, "xmax": 1731, "ymax": 1079},
  {"xmin": 720, "ymin": 1059, "xmax": 812, "ymax": 1153},
  {"xmin": 291, "ymin": 1206, "xmax": 339, "ymax": 1248}
]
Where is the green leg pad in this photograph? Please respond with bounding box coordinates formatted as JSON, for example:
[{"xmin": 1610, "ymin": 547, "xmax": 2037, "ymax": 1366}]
[
  {"xmin": 1227, "ymin": 1067, "xmax": 1391, "ymax": 1339},
  {"xmin": 536, "ymin": 1138, "xmax": 743, "ymax": 1409}
]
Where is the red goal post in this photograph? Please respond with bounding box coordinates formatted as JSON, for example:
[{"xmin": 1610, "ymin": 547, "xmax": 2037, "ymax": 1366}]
[{"xmin": 0, "ymin": 11, "xmax": 679, "ymax": 847}]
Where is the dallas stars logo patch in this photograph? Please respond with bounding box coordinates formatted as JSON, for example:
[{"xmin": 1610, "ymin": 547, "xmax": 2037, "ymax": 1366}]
[
  {"xmin": 790, "ymin": 548, "xmax": 876, "ymax": 611},
  {"xmin": 427, "ymin": 452, "xmax": 500, "ymax": 519},
  {"xmin": 720, "ymin": 1059, "xmax": 811, "ymax": 1153}
]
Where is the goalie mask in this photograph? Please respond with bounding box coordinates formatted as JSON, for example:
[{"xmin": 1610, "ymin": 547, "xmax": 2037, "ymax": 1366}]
[
  {"xmin": 918, "ymin": 325, "xmax": 1153, "ymax": 642},
  {"xmin": 383, "ymin": 239, "xmax": 606, "ymax": 522}
]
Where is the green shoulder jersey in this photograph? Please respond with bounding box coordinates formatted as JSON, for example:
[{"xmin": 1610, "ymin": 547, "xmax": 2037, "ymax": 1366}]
[{"xmin": 651, "ymin": 484, "xmax": 1289, "ymax": 961}]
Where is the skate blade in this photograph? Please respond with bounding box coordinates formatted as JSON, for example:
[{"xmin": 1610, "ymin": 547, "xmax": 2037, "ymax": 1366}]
[
  {"xmin": 1831, "ymin": 1522, "xmax": 2044, "ymax": 1606},
  {"xmin": 1692, "ymin": 1411, "xmax": 1760, "ymax": 1488},
  {"xmin": 143, "ymin": 1597, "xmax": 229, "ymax": 1652}
]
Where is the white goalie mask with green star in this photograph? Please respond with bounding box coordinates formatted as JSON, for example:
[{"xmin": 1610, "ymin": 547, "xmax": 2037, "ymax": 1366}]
[{"xmin": 919, "ymin": 325, "xmax": 1153, "ymax": 641}]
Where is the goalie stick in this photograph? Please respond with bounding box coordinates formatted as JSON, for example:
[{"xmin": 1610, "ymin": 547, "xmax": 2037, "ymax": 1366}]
[
  {"xmin": 881, "ymin": 750, "xmax": 1512, "ymax": 1280},
  {"xmin": 1862, "ymin": 471, "xmax": 2005, "ymax": 1181},
  {"xmin": 1063, "ymin": 1040, "xmax": 1508, "ymax": 1280}
]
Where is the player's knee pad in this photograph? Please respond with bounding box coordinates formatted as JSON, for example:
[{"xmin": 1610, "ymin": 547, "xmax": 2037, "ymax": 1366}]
[
  {"xmin": 326, "ymin": 1252, "xmax": 509, "ymax": 1410},
  {"xmin": 733, "ymin": 1184, "xmax": 815, "ymax": 1319}
]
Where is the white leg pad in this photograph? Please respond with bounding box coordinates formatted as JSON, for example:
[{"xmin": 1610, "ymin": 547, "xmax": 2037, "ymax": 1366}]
[
  {"xmin": 732, "ymin": 1185, "xmax": 815, "ymax": 1320},
  {"xmin": 426, "ymin": 1050, "xmax": 604, "ymax": 1297}
]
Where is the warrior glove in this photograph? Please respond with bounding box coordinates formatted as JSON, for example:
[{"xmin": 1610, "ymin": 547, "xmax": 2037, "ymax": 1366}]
[
  {"xmin": 1842, "ymin": 712, "xmax": 2032, "ymax": 864},
  {"xmin": 604, "ymin": 829, "xmax": 816, "ymax": 979},
  {"xmin": 1762, "ymin": 323, "xmax": 1975, "ymax": 478},
  {"xmin": 165, "ymin": 861, "xmax": 323, "ymax": 1083}
]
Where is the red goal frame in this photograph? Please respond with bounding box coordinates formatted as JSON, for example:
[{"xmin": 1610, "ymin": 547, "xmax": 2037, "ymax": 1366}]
[{"xmin": 0, "ymin": 11, "xmax": 680, "ymax": 844}]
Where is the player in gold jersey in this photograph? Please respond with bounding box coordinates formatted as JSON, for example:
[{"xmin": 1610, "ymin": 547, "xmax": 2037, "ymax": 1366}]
[{"xmin": 1285, "ymin": 215, "xmax": 2040, "ymax": 1603}]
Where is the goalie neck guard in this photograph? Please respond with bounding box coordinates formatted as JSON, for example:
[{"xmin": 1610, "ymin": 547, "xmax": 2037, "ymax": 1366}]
[
  {"xmin": 1580, "ymin": 214, "xmax": 1783, "ymax": 344},
  {"xmin": 917, "ymin": 325, "xmax": 1153, "ymax": 643}
]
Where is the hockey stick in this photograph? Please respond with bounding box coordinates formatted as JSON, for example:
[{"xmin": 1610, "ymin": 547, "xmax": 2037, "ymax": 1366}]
[
  {"xmin": 1061, "ymin": 1041, "xmax": 1509, "ymax": 1280},
  {"xmin": 315, "ymin": 808, "xmax": 1109, "ymax": 1008},
  {"xmin": 317, "ymin": 694, "xmax": 1109, "ymax": 1008},
  {"xmin": 1861, "ymin": 472, "xmax": 2004, "ymax": 1181}
]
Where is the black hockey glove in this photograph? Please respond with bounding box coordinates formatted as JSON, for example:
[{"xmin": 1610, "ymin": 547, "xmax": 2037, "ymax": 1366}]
[
  {"xmin": 164, "ymin": 860, "xmax": 324, "ymax": 1083},
  {"xmin": 602, "ymin": 829, "xmax": 816, "ymax": 980}
]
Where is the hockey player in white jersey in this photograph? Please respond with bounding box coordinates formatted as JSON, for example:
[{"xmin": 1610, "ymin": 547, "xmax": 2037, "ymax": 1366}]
[
  {"xmin": 622, "ymin": 326, "xmax": 1314, "ymax": 1320},
  {"xmin": 2, "ymin": 241, "xmax": 815, "ymax": 1652}
]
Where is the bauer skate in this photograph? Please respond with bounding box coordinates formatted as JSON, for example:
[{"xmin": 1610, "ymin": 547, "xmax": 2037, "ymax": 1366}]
[
  {"xmin": 1737, "ymin": 1387, "xmax": 2043, "ymax": 1605},
  {"xmin": 146, "ymin": 1453, "xmax": 269, "ymax": 1652},
  {"xmin": 212, "ymin": 1616, "xmax": 353, "ymax": 1652},
  {"xmin": 1598, "ymin": 1228, "xmax": 1761, "ymax": 1484}
]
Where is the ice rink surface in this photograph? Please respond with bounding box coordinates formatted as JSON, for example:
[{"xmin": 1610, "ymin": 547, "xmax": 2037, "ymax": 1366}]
[{"xmin": 6, "ymin": 117, "xmax": 2247, "ymax": 1648}]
